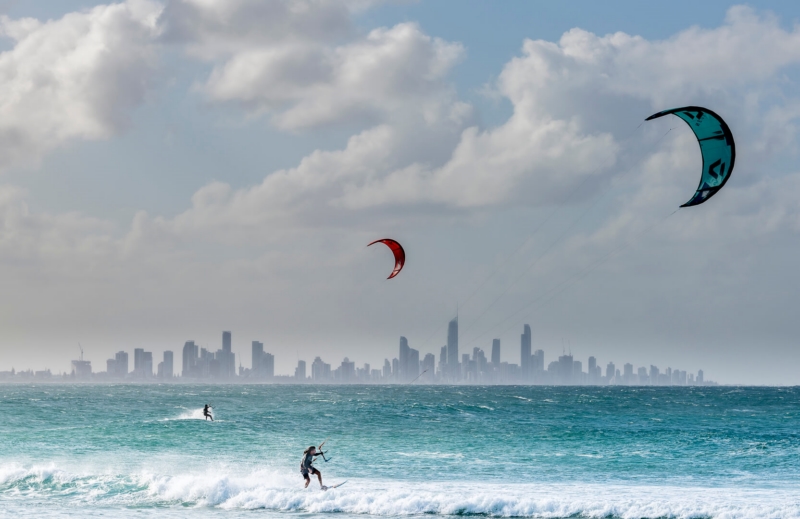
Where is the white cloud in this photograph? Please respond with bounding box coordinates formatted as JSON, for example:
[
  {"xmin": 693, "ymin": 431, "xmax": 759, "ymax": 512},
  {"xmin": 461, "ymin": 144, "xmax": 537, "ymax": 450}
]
[{"xmin": 0, "ymin": 0, "xmax": 163, "ymax": 170}]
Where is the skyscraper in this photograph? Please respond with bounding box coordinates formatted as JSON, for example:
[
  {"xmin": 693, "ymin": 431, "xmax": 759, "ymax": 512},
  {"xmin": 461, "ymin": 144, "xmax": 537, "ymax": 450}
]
[
  {"xmin": 115, "ymin": 351, "xmax": 128, "ymax": 378},
  {"xmin": 162, "ymin": 351, "xmax": 173, "ymax": 378},
  {"xmin": 252, "ymin": 341, "xmax": 264, "ymax": 375},
  {"xmin": 447, "ymin": 317, "xmax": 459, "ymax": 380},
  {"xmin": 558, "ymin": 354, "xmax": 573, "ymax": 384},
  {"xmin": 399, "ymin": 336, "xmax": 410, "ymax": 382},
  {"xmin": 606, "ymin": 361, "xmax": 616, "ymax": 382},
  {"xmin": 295, "ymin": 360, "xmax": 306, "ymax": 380},
  {"xmin": 520, "ymin": 324, "xmax": 531, "ymax": 376},
  {"xmin": 134, "ymin": 348, "xmax": 144, "ymax": 374},
  {"xmin": 219, "ymin": 331, "xmax": 235, "ymax": 378},
  {"xmin": 182, "ymin": 341, "xmax": 198, "ymax": 377},
  {"xmin": 491, "ymin": 339, "xmax": 500, "ymax": 367}
]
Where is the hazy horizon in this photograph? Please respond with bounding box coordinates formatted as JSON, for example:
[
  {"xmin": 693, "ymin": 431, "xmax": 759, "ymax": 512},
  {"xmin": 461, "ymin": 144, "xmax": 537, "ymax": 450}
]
[{"xmin": 1, "ymin": 1, "xmax": 800, "ymax": 384}]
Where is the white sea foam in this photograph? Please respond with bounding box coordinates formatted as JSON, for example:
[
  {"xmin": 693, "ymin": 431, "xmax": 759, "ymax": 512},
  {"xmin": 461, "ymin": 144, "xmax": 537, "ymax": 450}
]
[
  {"xmin": 161, "ymin": 408, "xmax": 210, "ymax": 421},
  {"xmin": 2, "ymin": 463, "xmax": 800, "ymax": 518}
]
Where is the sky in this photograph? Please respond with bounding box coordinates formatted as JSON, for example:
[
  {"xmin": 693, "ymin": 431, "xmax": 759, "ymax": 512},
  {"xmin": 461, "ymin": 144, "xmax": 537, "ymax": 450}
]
[{"xmin": 1, "ymin": 1, "xmax": 800, "ymax": 384}]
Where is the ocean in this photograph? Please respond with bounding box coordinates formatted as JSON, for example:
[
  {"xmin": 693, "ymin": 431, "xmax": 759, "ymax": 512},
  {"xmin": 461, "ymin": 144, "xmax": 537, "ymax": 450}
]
[{"xmin": 1, "ymin": 384, "xmax": 799, "ymax": 518}]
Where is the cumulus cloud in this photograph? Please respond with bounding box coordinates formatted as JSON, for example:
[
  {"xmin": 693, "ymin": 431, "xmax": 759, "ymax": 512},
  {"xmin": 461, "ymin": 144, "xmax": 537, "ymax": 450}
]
[{"xmin": 0, "ymin": 0, "xmax": 163, "ymax": 170}]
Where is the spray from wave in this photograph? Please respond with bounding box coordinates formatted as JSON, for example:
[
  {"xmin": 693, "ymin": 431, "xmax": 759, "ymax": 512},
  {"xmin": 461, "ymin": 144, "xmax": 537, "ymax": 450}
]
[{"xmin": 1, "ymin": 463, "xmax": 799, "ymax": 518}]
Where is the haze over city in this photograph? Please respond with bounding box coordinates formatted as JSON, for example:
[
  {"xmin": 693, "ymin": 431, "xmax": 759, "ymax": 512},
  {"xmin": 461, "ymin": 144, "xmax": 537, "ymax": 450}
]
[{"xmin": 1, "ymin": 1, "xmax": 800, "ymax": 384}]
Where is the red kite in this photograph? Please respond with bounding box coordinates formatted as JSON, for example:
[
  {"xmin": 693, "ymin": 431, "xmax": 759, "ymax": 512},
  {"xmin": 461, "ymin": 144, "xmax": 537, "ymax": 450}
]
[{"xmin": 368, "ymin": 239, "xmax": 405, "ymax": 279}]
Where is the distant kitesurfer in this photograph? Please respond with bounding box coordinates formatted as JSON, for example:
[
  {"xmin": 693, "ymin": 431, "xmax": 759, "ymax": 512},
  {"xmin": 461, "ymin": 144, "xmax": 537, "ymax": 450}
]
[
  {"xmin": 203, "ymin": 404, "xmax": 213, "ymax": 421},
  {"xmin": 300, "ymin": 446, "xmax": 324, "ymax": 488}
]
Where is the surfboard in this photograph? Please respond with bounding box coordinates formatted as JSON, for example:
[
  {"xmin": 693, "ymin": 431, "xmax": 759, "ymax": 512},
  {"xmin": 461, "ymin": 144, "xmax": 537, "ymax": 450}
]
[{"xmin": 321, "ymin": 481, "xmax": 347, "ymax": 491}]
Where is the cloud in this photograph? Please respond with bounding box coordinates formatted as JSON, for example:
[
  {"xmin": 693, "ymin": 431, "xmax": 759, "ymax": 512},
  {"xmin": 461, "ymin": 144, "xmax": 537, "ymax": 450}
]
[{"xmin": 0, "ymin": 0, "xmax": 163, "ymax": 170}]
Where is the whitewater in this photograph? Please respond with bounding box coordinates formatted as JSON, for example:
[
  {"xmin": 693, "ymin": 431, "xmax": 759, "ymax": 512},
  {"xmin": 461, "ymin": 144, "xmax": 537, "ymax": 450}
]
[{"xmin": 1, "ymin": 385, "xmax": 799, "ymax": 518}]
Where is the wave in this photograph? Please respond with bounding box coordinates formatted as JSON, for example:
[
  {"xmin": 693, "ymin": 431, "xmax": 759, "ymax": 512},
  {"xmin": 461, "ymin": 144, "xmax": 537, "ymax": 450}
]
[
  {"xmin": 1, "ymin": 463, "xmax": 800, "ymax": 518},
  {"xmin": 161, "ymin": 408, "xmax": 212, "ymax": 421}
]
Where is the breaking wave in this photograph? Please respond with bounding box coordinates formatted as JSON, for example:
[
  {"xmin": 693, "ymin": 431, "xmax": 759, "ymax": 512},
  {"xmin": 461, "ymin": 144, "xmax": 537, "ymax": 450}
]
[{"xmin": 1, "ymin": 463, "xmax": 799, "ymax": 518}]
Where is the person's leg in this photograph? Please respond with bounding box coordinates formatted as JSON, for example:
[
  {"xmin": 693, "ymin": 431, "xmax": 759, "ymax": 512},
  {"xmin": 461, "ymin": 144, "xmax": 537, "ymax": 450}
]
[
  {"xmin": 312, "ymin": 467, "xmax": 322, "ymax": 487},
  {"xmin": 303, "ymin": 473, "xmax": 310, "ymax": 488}
]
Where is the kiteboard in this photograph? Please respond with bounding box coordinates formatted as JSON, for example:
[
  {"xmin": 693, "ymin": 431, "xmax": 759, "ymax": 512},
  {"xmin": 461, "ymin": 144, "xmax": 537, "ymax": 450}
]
[{"xmin": 321, "ymin": 481, "xmax": 347, "ymax": 491}]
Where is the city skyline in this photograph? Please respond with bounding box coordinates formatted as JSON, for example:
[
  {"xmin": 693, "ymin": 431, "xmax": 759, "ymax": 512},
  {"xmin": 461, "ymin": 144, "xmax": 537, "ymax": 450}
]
[
  {"xmin": 0, "ymin": 2, "xmax": 799, "ymax": 385},
  {"xmin": 0, "ymin": 323, "xmax": 715, "ymax": 386}
]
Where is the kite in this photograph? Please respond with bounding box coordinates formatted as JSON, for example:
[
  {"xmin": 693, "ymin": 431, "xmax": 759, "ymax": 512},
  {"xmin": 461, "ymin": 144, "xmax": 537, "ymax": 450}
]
[
  {"xmin": 646, "ymin": 106, "xmax": 735, "ymax": 207},
  {"xmin": 367, "ymin": 239, "xmax": 405, "ymax": 279}
]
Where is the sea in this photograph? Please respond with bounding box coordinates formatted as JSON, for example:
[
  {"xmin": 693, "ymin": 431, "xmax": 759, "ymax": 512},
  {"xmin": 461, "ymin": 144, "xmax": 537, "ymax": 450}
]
[{"xmin": 1, "ymin": 384, "xmax": 799, "ymax": 518}]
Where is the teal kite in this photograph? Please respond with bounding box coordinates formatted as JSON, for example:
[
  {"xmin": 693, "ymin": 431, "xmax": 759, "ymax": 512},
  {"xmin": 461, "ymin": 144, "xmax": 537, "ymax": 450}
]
[{"xmin": 646, "ymin": 106, "xmax": 735, "ymax": 207}]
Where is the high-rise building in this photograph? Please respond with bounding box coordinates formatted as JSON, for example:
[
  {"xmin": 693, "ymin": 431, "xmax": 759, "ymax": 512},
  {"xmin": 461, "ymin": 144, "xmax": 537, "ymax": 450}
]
[
  {"xmin": 408, "ymin": 349, "xmax": 420, "ymax": 381},
  {"xmin": 134, "ymin": 348, "xmax": 144, "ymax": 374},
  {"xmin": 697, "ymin": 369, "xmax": 704, "ymax": 384},
  {"xmin": 447, "ymin": 317, "xmax": 459, "ymax": 380},
  {"xmin": 491, "ymin": 339, "xmax": 500, "ymax": 366},
  {"xmin": 623, "ymin": 363, "xmax": 633, "ymax": 384},
  {"xmin": 182, "ymin": 341, "xmax": 199, "ymax": 377},
  {"xmin": 252, "ymin": 341, "xmax": 264, "ymax": 373},
  {"xmin": 637, "ymin": 366, "xmax": 648, "ymax": 384},
  {"xmin": 573, "ymin": 360, "xmax": 582, "ymax": 383},
  {"xmin": 422, "ymin": 353, "xmax": 435, "ymax": 382},
  {"xmin": 439, "ymin": 346, "xmax": 447, "ymax": 376},
  {"xmin": 533, "ymin": 349, "xmax": 544, "ymax": 372},
  {"xmin": 650, "ymin": 365, "xmax": 659, "ymax": 385},
  {"xmin": 383, "ymin": 359, "xmax": 392, "ymax": 379},
  {"xmin": 217, "ymin": 331, "xmax": 235, "ymax": 378},
  {"xmin": 558, "ymin": 354, "xmax": 573, "ymax": 384},
  {"xmin": 312, "ymin": 357, "xmax": 330, "ymax": 381},
  {"xmin": 520, "ymin": 324, "xmax": 532, "ymax": 376},
  {"xmin": 295, "ymin": 360, "xmax": 307, "ymax": 381},
  {"xmin": 71, "ymin": 359, "xmax": 92, "ymax": 378},
  {"xmin": 161, "ymin": 351, "xmax": 173, "ymax": 378},
  {"xmin": 339, "ymin": 358, "xmax": 355, "ymax": 382},
  {"xmin": 606, "ymin": 361, "xmax": 616, "ymax": 382},
  {"xmin": 399, "ymin": 336, "xmax": 410, "ymax": 382},
  {"xmin": 143, "ymin": 352, "xmax": 153, "ymax": 378},
  {"xmin": 115, "ymin": 351, "xmax": 128, "ymax": 378}
]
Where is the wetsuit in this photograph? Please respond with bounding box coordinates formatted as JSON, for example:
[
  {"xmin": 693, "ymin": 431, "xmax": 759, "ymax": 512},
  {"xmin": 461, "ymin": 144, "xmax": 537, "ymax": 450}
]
[
  {"xmin": 300, "ymin": 451, "xmax": 322, "ymax": 477},
  {"xmin": 203, "ymin": 405, "xmax": 213, "ymax": 421}
]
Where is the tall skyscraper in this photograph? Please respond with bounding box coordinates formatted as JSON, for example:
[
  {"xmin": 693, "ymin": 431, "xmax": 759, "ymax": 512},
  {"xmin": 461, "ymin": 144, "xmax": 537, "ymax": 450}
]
[
  {"xmin": 697, "ymin": 369, "xmax": 704, "ymax": 384},
  {"xmin": 182, "ymin": 341, "xmax": 198, "ymax": 377},
  {"xmin": 408, "ymin": 349, "xmax": 420, "ymax": 381},
  {"xmin": 134, "ymin": 348, "xmax": 144, "ymax": 374},
  {"xmin": 520, "ymin": 324, "xmax": 531, "ymax": 375},
  {"xmin": 439, "ymin": 345, "xmax": 447, "ymax": 376},
  {"xmin": 115, "ymin": 351, "xmax": 128, "ymax": 378},
  {"xmin": 606, "ymin": 361, "xmax": 616, "ymax": 381},
  {"xmin": 162, "ymin": 351, "xmax": 173, "ymax": 378},
  {"xmin": 491, "ymin": 339, "xmax": 500, "ymax": 366},
  {"xmin": 295, "ymin": 360, "xmax": 306, "ymax": 380},
  {"xmin": 142, "ymin": 352, "xmax": 153, "ymax": 378},
  {"xmin": 219, "ymin": 331, "xmax": 235, "ymax": 378},
  {"xmin": 624, "ymin": 363, "xmax": 633, "ymax": 384},
  {"xmin": 399, "ymin": 336, "xmax": 410, "ymax": 382},
  {"xmin": 252, "ymin": 341, "xmax": 264, "ymax": 374},
  {"xmin": 422, "ymin": 353, "xmax": 435, "ymax": 382},
  {"xmin": 558, "ymin": 354, "xmax": 573, "ymax": 384},
  {"xmin": 447, "ymin": 316, "xmax": 459, "ymax": 380}
]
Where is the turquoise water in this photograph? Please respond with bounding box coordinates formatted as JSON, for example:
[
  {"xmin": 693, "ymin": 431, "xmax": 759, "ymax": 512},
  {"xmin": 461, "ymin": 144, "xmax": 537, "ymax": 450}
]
[{"xmin": 1, "ymin": 384, "xmax": 799, "ymax": 518}]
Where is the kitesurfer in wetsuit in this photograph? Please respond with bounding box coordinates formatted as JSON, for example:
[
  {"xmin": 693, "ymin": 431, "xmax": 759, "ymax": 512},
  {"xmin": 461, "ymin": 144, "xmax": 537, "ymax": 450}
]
[
  {"xmin": 203, "ymin": 404, "xmax": 213, "ymax": 421},
  {"xmin": 300, "ymin": 446, "xmax": 324, "ymax": 488}
]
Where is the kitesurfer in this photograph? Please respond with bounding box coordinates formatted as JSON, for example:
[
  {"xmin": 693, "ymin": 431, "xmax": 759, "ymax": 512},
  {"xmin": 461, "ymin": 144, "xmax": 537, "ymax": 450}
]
[
  {"xmin": 203, "ymin": 404, "xmax": 213, "ymax": 421},
  {"xmin": 300, "ymin": 446, "xmax": 324, "ymax": 488}
]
